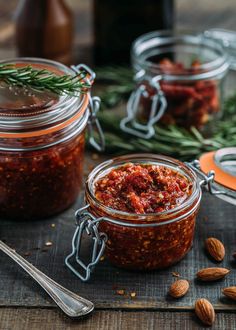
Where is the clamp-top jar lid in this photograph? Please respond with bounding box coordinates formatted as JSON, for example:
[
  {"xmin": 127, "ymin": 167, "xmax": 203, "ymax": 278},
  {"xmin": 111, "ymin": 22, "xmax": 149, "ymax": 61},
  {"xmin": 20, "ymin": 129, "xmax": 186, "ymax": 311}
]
[
  {"xmin": 120, "ymin": 30, "xmax": 230, "ymax": 139},
  {"xmin": 0, "ymin": 57, "xmax": 105, "ymax": 220},
  {"xmin": 0, "ymin": 58, "xmax": 105, "ymax": 151},
  {"xmin": 65, "ymin": 150, "xmax": 235, "ymax": 281}
]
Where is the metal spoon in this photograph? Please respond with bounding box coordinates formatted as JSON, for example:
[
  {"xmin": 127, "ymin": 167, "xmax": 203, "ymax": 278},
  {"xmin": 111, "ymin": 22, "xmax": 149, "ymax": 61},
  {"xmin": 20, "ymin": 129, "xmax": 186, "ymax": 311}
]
[{"xmin": 0, "ymin": 240, "xmax": 94, "ymax": 317}]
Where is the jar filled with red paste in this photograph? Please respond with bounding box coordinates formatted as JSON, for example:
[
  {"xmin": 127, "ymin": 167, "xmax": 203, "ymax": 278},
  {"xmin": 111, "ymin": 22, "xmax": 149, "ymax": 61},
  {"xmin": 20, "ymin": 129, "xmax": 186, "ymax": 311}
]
[
  {"xmin": 65, "ymin": 154, "xmax": 202, "ymax": 280},
  {"xmin": 120, "ymin": 31, "xmax": 229, "ymax": 138},
  {"xmin": 0, "ymin": 58, "xmax": 104, "ymax": 220}
]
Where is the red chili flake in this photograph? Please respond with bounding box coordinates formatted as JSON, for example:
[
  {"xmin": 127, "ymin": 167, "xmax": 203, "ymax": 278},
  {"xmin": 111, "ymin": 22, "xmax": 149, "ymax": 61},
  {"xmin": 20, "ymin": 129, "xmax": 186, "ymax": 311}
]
[{"xmin": 116, "ymin": 289, "xmax": 125, "ymax": 296}]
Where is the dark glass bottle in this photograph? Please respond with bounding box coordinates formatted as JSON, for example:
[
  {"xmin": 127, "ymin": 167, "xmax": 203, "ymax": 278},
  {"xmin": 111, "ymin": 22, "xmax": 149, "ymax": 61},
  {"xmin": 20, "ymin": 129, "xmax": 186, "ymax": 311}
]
[
  {"xmin": 15, "ymin": 0, "xmax": 73, "ymax": 65},
  {"xmin": 93, "ymin": 0, "xmax": 174, "ymax": 65}
]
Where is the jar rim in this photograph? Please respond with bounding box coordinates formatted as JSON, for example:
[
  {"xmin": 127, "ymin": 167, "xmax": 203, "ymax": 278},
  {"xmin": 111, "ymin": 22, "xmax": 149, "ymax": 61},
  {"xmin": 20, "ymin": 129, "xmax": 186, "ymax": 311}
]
[
  {"xmin": 0, "ymin": 57, "xmax": 89, "ymax": 138},
  {"xmin": 131, "ymin": 30, "xmax": 229, "ymax": 81},
  {"xmin": 86, "ymin": 153, "xmax": 202, "ymax": 222}
]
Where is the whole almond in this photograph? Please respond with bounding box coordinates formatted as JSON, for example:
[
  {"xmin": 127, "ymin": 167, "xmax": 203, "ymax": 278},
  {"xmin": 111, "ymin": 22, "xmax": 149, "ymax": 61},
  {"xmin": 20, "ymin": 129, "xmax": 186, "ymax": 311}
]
[
  {"xmin": 195, "ymin": 298, "xmax": 215, "ymax": 326},
  {"xmin": 169, "ymin": 279, "xmax": 189, "ymax": 298},
  {"xmin": 197, "ymin": 267, "xmax": 230, "ymax": 281},
  {"xmin": 205, "ymin": 237, "xmax": 225, "ymax": 261},
  {"xmin": 222, "ymin": 287, "xmax": 236, "ymax": 301}
]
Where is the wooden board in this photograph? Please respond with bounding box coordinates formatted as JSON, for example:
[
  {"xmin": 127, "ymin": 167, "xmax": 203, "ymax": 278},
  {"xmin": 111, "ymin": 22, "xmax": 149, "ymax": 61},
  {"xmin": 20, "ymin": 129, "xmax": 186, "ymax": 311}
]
[
  {"xmin": 0, "ymin": 190, "xmax": 236, "ymax": 311},
  {"xmin": 1, "ymin": 308, "xmax": 236, "ymax": 330},
  {"xmin": 1, "ymin": 1, "xmax": 236, "ymax": 329}
]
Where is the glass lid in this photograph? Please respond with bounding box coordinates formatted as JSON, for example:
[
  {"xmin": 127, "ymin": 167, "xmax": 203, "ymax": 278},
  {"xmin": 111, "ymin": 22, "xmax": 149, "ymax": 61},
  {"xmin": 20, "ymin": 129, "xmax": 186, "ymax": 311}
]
[
  {"xmin": 204, "ymin": 28, "xmax": 236, "ymax": 70},
  {"xmin": 199, "ymin": 147, "xmax": 236, "ymax": 205}
]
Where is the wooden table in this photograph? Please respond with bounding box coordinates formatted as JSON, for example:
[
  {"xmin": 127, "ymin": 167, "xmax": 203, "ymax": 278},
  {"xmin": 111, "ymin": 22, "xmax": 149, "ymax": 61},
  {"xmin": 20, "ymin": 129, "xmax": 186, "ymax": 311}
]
[{"xmin": 0, "ymin": 1, "xmax": 236, "ymax": 329}]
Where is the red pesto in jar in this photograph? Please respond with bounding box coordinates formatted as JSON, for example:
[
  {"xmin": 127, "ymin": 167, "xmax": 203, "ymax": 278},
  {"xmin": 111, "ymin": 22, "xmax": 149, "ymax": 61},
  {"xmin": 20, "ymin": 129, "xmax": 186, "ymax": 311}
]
[
  {"xmin": 92, "ymin": 162, "xmax": 198, "ymax": 270},
  {"xmin": 0, "ymin": 63, "xmax": 85, "ymax": 220},
  {"xmin": 141, "ymin": 58, "xmax": 219, "ymax": 128},
  {"xmin": 95, "ymin": 163, "xmax": 192, "ymax": 214}
]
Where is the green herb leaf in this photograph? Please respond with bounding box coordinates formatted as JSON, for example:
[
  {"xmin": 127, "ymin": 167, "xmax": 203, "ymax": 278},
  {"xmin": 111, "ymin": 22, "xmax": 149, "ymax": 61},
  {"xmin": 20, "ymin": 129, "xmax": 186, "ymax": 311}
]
[{"xmin": 0, "ymin": 64, "xmax": 90, "ymax": 95}]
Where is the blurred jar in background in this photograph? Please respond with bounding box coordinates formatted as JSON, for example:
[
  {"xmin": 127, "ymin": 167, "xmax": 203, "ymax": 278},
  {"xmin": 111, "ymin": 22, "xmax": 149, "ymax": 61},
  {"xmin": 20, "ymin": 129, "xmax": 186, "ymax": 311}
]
[
  {"xmin": 15, "ymin": 0, "xmax": 73, "ymax": 65},
  {"xmin": 93, "ymin": 0, "xmax": 174, "ymax": 65}
]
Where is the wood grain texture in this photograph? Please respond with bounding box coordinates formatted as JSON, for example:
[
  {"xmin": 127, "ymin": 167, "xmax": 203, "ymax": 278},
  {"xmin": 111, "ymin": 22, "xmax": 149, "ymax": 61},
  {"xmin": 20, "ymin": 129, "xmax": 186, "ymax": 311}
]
[
  {"xmin": 1, "ymin": 308, "xmax": 236, "ymax": 330},
  {"xmin": 0, "ymin": 191, "xmax": 236, "ymax": 311},
  {"xmin": 0, "ymin": 1, "xmax": 236, "ymax": 329}
]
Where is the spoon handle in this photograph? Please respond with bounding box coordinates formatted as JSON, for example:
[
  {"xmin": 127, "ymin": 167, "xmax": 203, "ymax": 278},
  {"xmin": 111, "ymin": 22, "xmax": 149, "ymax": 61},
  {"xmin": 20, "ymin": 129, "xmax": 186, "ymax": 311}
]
[{"xmin": 0, "ymin": 240, "xmax": 94, "ymax": 317}]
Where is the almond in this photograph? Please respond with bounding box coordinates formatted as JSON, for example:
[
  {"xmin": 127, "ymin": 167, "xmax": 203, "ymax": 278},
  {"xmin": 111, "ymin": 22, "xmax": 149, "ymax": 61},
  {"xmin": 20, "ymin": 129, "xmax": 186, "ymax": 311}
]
[
  {"xmin": 195, "ymin": 298, "xmax": 215, "ymax": 326},
  {"xmin": 222, "ymin": 287, "xmax": 236, "ymax": 301},
  {"xmin": 169, "ymin": 279, "xmax": 189, "ymax": 298},
  {"xmin": 197, "ymin": 267, "xmax": 230, "ymax": 281},
  {"xmin": 205, "ymin": 237, "xmax": 225, "ymax": 261}
]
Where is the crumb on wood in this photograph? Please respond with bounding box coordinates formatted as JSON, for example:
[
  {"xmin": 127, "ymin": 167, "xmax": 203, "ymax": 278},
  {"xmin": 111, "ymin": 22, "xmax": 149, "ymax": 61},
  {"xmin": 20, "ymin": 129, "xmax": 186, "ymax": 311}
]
[
  {"xmin": 91, "ymin": 153, "xmax": 99, "ymax": 160},
  {"xmin": 172, "ymin": 272, "xmax": 180, "ymax": 278}
]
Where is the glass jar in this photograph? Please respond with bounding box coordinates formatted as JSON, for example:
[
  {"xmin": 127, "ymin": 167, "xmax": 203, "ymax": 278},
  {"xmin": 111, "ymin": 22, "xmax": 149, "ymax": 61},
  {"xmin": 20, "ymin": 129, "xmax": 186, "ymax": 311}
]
[
  {"xmin": 120, "ymin": 31, "xmax": 229, "ymax": 139},
  {"xmin": 65, "ymin": 154, "xmax": 203, "ymax": 281},
  {"xmin": 66, "ymin": 151, "xmax": 235, "ymax": 281},
  {"xmin": 0, "ymin": 58, "xmax": 104, "ymax": 220}
]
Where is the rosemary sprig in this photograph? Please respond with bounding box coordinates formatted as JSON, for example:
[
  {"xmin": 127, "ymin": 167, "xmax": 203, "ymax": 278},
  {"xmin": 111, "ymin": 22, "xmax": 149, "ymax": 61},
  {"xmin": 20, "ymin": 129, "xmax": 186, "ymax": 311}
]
[
  {"xmin": 96, "ymin": 66, "xmax": 236, "ymax": 160},
  {"xmin": 0, "ymin": 64, "xmax": 91, "ymax": 95}
]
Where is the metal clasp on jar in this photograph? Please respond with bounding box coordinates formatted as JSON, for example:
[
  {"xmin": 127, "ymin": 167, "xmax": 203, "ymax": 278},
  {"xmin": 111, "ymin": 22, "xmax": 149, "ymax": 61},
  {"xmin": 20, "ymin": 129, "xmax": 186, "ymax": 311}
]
[
  {"xmin": 65, "ymin": 205, "xmax": 107, "ymax": 282},
  {"xmin": 187, "ymin": 160, "xmax": 236, "ymax": 205},
  {"xmin": 71, "ymin": 64, "xmax": 105, "ymax": 152},
  {"xmin": 120, "ymin": 70, "xmax": 167, "ymax": 139},
  {"xmin": 65, "ymin": 201, "xmax": 201, "ymax": 281}
]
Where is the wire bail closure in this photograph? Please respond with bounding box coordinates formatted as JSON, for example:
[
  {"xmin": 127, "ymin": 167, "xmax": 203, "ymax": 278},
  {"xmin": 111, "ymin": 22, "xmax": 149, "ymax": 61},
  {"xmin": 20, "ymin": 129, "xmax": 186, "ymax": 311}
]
[
  {"xmin": 65, "ymin": 205, "xmax": 107, "ymax": 282},
  {"xmin": 71, "ymin": 64, "xmax": 105, "ymax": 152},
  {"xmin": 120, "ymin": 70, "xmax": 167, "ymax": 139},
  {"xmin": 187, "ymin": 160, "xmax": 227, "ymax": 196}
]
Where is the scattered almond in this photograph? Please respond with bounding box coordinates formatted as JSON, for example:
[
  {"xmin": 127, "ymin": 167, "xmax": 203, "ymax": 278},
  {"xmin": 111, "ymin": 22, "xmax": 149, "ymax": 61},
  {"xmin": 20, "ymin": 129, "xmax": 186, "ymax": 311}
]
[
  {"xmin": 195, "ymin": 298, "xmax": 215, "ymax": 326},
  {"xmin": 130, "ymin": 292, "xmax": 136, "ymax": 298},
  {"xmin": 197, "ymin": 267, "xmax": 230, "ymax": 281},
  {"xmin": 222, "ymin": 287, "xmax": 236, "ymax": 301},
  {"xmin": 169, "ymin": 279, "xmax": 189, "ymax": 298},
  {"xmin": 205, "ymin": 237, "xmax": 225, "ymax": 261}
]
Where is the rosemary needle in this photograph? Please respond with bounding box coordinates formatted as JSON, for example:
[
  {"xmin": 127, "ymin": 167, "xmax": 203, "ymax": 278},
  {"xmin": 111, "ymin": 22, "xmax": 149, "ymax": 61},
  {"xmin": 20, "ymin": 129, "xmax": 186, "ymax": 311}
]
[
  {"xmin": 95, "ymin": 66, "xmax": 236, "ymax": 159},
  {"xmin": 0, "ymin": 64, "xmax": 91, "ymax": 95}
]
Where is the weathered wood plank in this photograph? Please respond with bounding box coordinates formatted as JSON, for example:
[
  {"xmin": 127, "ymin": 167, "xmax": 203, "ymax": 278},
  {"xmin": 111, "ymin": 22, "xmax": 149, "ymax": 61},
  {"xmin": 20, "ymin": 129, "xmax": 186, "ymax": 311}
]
[
  {"xmin": 1, "ymin": 308, "xmax": 236, "ymax": 330},
  {"xmin": 0, "ymin": 190, "xmax": 236, "ymax": 311}
]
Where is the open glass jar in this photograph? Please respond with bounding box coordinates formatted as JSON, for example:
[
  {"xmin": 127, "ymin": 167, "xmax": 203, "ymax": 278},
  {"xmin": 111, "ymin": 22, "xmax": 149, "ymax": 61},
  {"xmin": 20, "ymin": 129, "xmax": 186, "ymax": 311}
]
[
  {"xmin": 120, "ymin": 30, "xmax": 230, "ymax": 138},
  {"xmin": 65, "ymin": 151, "xmax": 235, "ymax": 281},
  {"xmin": 0, "ymin": 58, "xmax": 104, "ymax": 220}
]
